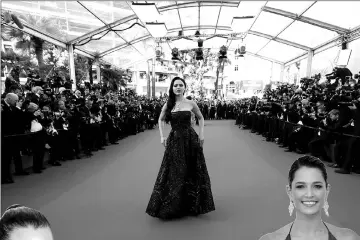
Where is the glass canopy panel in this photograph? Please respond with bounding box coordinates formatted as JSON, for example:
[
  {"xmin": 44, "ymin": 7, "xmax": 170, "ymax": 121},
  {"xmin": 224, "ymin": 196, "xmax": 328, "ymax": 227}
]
[
  {"xmin": 112, "ymin": 1, "xmax": 133, "ymax": 20},
  {"xmin": 1, "ymin": 1, "xmax": 97, "ymax": 42},
  {"xmin": 311, "ymin": 46, "xmax": 339, "ymax": 75},
  {"xmin": 78, "ymin": 37, "xmax": 115, "ymax": 54},
  {"xmin": 154, "ymin": 1, "xmax": 177, "ymax": 8},
  {"xmin": 258, "ymin": 40, "xmax": 306, "ymax": 63},
  {"xmin": 159, "ymin": 9, "xmax": 182, "ymax": 30},
  {"xmin": 79, "ymin": 1, "xmax": 134, "ymax": 24},
  {"xmin": 131, "ymin": 38, "xmax": 157, "ymax": 57},
  {"xmin": 265, "ymin": 1, "xmax": 315, "ymax": 15},
  {"xmin": 251, "ymin": 11, "xmax": 293, "ymax": 36},
  {"xmin": 216, "ymin": 7, "xmax": 237, "ymax": 27},
  {"xmin": 200, "ymin": 7, "xmax": 221, "ymax": 26},
  {"xmin": 78, "ymin": 1, "xmax": 114, "ymax": 23},
  {"xmin": 178, "ymin": 7, "xmax": 198, "ymax": 28},
  {"xmin": 66, "ymin": 1, "xmax": 106, "ymax": 40},
  {"xmin": 115, "ymin": 19, "xmax": 150, "ymax": 42},
  {"xmin": 113, "ymin": 34, "xmax": 127, "ymax": 47},
  {"xmin": 303, "ymin": 1, "xmax": 360, "ymax": 30},
  {"xmin": 2, "ymin": 1, "xmax": 40, "ymax": 11},
  {"xmin": 39, "ymin": 1, "xmax": 66, "ymax": 14},
  {"xmin": 278, "ymin": 21, "xmax": 338, "ymax": 48},
  {"xmin": 242, "ymin": 34, "xmax": 270, "ymax": 53},
  {"xmin": 237, "ymin": 1, "xmax": 267, "ymax": 17},
  {"xmin": 103, "ymin": 46, "xmax": 143, "ymax": 67}
]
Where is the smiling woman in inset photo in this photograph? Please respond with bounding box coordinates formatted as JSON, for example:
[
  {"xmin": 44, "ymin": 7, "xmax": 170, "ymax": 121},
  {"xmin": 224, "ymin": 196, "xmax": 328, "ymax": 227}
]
[{"xmin": 259, "ymin": 156, "xmax": 360, "ymax": 240}]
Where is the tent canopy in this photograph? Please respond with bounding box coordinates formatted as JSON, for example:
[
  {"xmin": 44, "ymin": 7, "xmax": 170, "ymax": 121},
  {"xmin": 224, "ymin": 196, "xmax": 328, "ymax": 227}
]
[{"xmin": 2, "ymin": 1, "xmax": 360, "ymax": 68}]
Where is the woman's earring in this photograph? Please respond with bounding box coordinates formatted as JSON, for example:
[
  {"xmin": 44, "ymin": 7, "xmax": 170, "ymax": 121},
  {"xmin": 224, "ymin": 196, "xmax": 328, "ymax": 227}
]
[
  {"xmin": 288, "ymin": 200, "xmax": 294, "ymax": 216},
  {"xmin": 323, "ymin": 201, "xmax": 329, "ymax": 217}
]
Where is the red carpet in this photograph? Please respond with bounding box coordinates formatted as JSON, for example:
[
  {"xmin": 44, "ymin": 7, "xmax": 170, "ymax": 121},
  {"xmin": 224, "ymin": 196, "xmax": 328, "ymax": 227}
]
[{"xmin": 2, "ymin": 120, "xmax": 359, "ymax": 240}]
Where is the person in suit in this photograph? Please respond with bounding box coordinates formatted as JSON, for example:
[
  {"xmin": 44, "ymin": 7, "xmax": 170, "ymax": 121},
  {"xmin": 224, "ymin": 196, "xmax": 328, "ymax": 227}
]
[
  {"xmin": 335, "ymin": 96, "xmax": 360, "ymax": 174},
  {"xmin": 259, "ymin": 156, "xmax": 359, "ymax": 240},
  {"xmin": 25, "ymin": 86, "xmax": 43, "ymax": 105},
  {"xmin": 24, "ymin": 103, "xmax": 47, "ymax": 174},
  {"xmin": 308, "ymin": 109, "xmax": 342, "ymax": 163},
  {"xmin": 1, "ymin": 93, "xmax": 24, "ymax": 184}
]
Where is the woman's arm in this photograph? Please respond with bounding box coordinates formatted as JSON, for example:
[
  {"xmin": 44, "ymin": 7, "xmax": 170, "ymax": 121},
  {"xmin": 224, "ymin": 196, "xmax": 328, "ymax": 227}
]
[
  {"xmin": 191, "ymin": 100, "xmax": 204, "ymax": 139},
  {"xmin": 158, "ymin": 103, "xmax": 167, "ymax": 140}
]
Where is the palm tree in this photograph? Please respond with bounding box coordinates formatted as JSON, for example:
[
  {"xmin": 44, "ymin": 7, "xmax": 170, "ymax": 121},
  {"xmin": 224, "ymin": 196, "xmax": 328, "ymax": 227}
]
[
  {"xmin": 214, "ymin": 57, "xmax": 231, "ymax": 99},
  {"xmin": 101, "ymin": 65, "xmax": 127, "ymax": 91},
  {"xmin": 4, "ymin": 14, "xmax": 63, "ymax": 79}
]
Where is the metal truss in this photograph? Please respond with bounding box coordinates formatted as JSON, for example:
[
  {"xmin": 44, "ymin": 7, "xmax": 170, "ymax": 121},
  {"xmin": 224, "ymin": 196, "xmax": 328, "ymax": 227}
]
[
  {"xmin": 99, "ymin": 25, "xmax": 313, "ymax": 59},
  {"xmin": 69, "ymin": 1, "xmax": 239, "ymax": 45},
  {"xmin": 3, "ymin": 2, "xmax": 358, "ymax": 69},
  {"xmin": 248, "ymin": 30, "xmax": 311, "ymax": 51},
  {"xmin": 285, "ymin": 24, "xmax": 360, "ymax": 66},
  {"xmin": 66, "ymin": 2, "xmax": 355, "ymax": 67}
]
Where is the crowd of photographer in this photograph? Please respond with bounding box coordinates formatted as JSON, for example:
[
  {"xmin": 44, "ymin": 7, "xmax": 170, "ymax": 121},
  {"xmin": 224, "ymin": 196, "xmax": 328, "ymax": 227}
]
[
  {"xmin": 1, "ymin": 79, "xmax": 163, "ymax": 184},
  {"xmin": 235, "ymin": 68, "xmax": 360, "ymax": 175}
]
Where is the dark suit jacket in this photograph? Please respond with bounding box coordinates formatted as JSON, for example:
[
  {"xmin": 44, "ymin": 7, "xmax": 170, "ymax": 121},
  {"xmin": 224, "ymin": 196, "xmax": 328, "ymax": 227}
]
[{"xmin": 1, "ymin": 100, "xmax": 25, "ymax": 136}]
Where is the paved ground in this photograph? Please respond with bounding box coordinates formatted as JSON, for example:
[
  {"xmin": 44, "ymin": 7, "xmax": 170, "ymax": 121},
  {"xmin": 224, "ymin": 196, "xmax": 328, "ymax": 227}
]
[{"xmin": 2, "ymin": 120, "xmax": 359, "ymax": 240}]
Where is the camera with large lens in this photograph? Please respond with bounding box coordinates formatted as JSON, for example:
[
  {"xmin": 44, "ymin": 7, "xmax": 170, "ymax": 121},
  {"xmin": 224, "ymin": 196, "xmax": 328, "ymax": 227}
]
[{"xmin": 354, "ymin": 71, "xmax": 360, "ymax": 80}]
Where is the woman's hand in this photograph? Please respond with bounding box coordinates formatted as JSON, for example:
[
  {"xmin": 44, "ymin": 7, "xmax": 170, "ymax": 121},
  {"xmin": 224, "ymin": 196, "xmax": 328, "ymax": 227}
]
[
  {"xmin": 199, "ymin": 135, "xmax": 204, "ymax": 147},
  {"xmin": 161, "ymin": 137, "xmax": 167, "ymax": 147}
]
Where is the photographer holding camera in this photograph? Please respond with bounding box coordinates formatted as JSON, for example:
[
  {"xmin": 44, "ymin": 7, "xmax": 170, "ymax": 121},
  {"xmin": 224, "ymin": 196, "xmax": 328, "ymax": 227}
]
[{"xmin": 335, "ymin": 94, "xmax": 360, "ymax": 174}]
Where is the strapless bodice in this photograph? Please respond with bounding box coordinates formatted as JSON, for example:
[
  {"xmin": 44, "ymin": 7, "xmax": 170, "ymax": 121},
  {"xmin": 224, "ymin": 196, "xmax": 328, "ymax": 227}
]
[{"xmin": 170, "ymin": 111, "xmax": 192, "ymax": 129}]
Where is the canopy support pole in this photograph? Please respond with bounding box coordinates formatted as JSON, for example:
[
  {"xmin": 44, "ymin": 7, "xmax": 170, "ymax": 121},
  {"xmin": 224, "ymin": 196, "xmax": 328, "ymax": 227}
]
[
  {"xmin": 67, "ymin": 44, "xmax": 76, "ymax": 90},
  {"xmin": 280, "ymin": 64, "xmax": 285, "ymax": 82},
  {"xmin": 152, "ymin": 57, "xmax": 156, "ymax": 98},
  {"xmin": 306, "ymin": 50, "xmax": 314, "ymax": 77}
]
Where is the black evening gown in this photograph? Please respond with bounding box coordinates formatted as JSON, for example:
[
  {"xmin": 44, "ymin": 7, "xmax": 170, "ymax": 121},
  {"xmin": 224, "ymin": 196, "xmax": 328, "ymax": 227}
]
[{"xmin": 146, "ymin": 111, "xmax": 215, "ymax": 220}]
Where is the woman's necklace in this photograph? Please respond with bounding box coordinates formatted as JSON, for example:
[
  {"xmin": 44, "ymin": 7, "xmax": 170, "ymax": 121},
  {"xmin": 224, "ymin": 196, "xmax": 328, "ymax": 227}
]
[{"xmin": 174, "ymin": 100, "xmax": 184, "ymax": 111}]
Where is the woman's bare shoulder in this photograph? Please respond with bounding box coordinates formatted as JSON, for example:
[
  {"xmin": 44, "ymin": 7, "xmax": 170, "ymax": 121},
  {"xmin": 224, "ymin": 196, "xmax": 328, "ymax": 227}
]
[
  {"xmin": 259, "ymin": 223, "xmax": 292, "ymax": 240},
  {"xmin": 326, "ymin": 223, "xmax": 360, "ymax": 240},
  {"xmin": 184, "ymin": 99, "xmax": 196, "ymax": 109}
]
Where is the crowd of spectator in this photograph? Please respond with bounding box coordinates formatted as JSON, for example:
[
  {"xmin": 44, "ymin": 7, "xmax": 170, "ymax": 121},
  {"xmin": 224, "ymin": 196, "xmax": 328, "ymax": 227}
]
[
  {"xmin": 1, "ymin": 79, "xmax": 165, "ymax": 184},
  {"xmin": 4, "ymin": 66, "xmax": 357, "ymax": 185},
  {"xmin": 1, "ymin": 70, "xmax": 243, "ymax": 185},
  {"xmin": 234, "ymin": 67, "xmax": 360, "ymax": 175}
]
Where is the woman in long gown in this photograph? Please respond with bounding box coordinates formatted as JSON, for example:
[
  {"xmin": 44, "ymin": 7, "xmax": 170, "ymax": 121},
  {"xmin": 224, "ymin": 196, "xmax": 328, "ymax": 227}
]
[{"xmin": 146, "ymin": 77, "xmax": 215, "ymax": 220}]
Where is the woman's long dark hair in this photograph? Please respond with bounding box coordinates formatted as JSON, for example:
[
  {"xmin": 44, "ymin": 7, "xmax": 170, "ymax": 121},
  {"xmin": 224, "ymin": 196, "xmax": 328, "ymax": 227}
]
[{"xmin": 164, "ymin": 77, "xmax": 187, "ymax": 123}]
